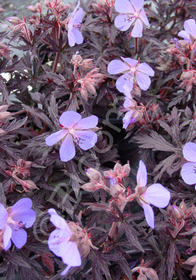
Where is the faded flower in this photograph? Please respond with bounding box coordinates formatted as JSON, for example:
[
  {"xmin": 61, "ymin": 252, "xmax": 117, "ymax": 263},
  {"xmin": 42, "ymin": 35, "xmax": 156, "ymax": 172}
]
[
  {"xmin": 135, "ymin": 160, "xmax": 171, "ymax": 228},
  {"xmin": 45, "ymin": 111, "xmax": 98, "ymax": 162},
  {"xmin": 48, "ymin": 208, "xmax": 81, "ymax": 276},
  {"xmin": 0, "ymin": 198, "xmax": 36, "ymax": 250},
  {"xmin": 114, "ymin": 0, "xmax": 149, "ymax": 37}
]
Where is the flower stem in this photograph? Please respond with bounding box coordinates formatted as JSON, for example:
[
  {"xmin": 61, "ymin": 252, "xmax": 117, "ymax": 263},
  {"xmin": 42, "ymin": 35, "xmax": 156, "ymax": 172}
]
[
  {"xmin": 53, "ymin": 52, "xmax": 60, "ymax": 72},
  {"xmin": 135, "ymin": 38, "xmax": 139, "ymax": 54}
]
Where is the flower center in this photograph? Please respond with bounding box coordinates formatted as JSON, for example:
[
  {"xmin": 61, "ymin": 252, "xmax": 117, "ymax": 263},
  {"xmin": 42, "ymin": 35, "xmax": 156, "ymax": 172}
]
[
  {"xmin": 134, "ymin": 11, "xmax": 139, "ymax": 18},
  {"xmin": 7, "ymin": 216, "xmax": 24, "ymax": 230},
  {"xmin": 68, "ymin": 127, "xmax": 75, "ymax": 135}
]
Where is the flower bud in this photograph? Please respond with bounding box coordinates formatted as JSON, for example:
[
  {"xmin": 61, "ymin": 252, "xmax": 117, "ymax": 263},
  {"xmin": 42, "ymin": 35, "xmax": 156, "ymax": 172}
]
[
  {"xmin": 7, "ymin": 17, "xmax": 23, "ymax": 25},
  {"xmin": 142, "ymin": 267, "xmax": 159, "ymax": 280},
  {"xmin": 86, "ymin": 168, "xmax": 103, "ymax": 183},
  {"xmin": 81, "ymin": 182, "xmax": 103, "ymax": 192}
]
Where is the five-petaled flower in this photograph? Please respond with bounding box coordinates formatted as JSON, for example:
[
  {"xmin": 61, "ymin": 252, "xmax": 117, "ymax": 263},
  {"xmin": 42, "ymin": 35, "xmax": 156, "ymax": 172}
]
[
  {"xmin": 68, "ymin": 0, "xmax": 84, "ymax": 47},
  {"xmin": 48, "ymin": 208, "xmax": 81, "ymax": 276},
  {"xmin": 178, "ymin": 19, "xmax": 196, "ymax": 42},
  {"xmin": 107, "ymin": 57, "xmax": 154, "ymax": 96},
  {"xmin": 45, "ymin": 111, "xmax": 98, "ymax": 162},
  {"xmin": 136, "ymin": 160, "xmax": 171, "ymax": 228},
  {"xmin": 0, "ymin": 198, "xmax": 36, "ymax": 250},
  {"xmin": 122, "ymin": 97, "xmax": 142, "ymax": 129},
  {"xmin": 181, "ymin": 142, "xmax": 196, "ymax": 187},
  {"xmin": 114, "ymin": 0, "xmax": 150, "ymax": 37}
]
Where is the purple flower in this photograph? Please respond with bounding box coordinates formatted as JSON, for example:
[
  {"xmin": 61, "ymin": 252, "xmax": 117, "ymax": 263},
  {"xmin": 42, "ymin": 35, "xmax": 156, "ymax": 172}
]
[
  {"xmin": 178, "ymin": 19, "xmax": 196, "ymax": 42},
  {"xmin": 45, "ymin": 111, "xmax": 98, "ymax": 162},
  {"xmin": 0, "ymin": 198, "xmax": 36, "ymax": 250},
  {"xmin": 136, "ymin": 160, "xmax": 171, "ymax": 229},
  {"xmin": 68, "ymin": 1, "xmax": 84, "ymax": 47},
  {"xmin": 181, "ymin": 142, "xmax": 196, "ymax": 186},
  {"xmin": 114, "ymin": 0, "xmax": 150, "ymax": 37},
  {"xmin": 122, "ymin": 97, "xmax": 138, "ymax": 129},
  {"xmin": 107, "ymin": 57, "xmax": 154, "ymax": 96},
  {"xmin": 48, "ymin": 208, "xmax": 81, "ymax": 276}
]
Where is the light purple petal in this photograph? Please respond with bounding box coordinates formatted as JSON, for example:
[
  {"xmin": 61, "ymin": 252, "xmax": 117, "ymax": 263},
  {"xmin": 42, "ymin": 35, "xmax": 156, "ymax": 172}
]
[
  {"xmin": 74, "ymin": 115, "xmax": 98, "ymax": 129},
  {"xmin": 59, "ymin": 134, "xmax": 76, "ymax": 162},
  {"xmin": 114, "ymin": 15, "xmax": 134, "ymax": 31},
  {"xmin": 3, "ymin": 225, "xmax": 12, "ymax": 249},
  {"xmin": 11, "ymin": 209, "xmax": 36, "ymax": 229},
  {"xmin": 68, "ymin": 29, "xmax": 76, "ymax": 47},
  {"xmin": 74, "ymin": 130, "xmax": 97, "ymax": 150},
  {"xmin": 142, "ymin": 183, "xmax": 171, "ymax": 208},
  {"xmin": 136, "ymin": 160, "xmax": 147, "ymax": 187},
  {"xmin": 45, "ymin": 129, "xmax": 67, "ymax": 146},
  {"xmin": 61, "ymin": 265, "xmax": 72, "ymax": 276},
  {"xmin": 59, "ymin": 111, "xmax": 81, "ymax": 128},
  {"xmin": 131, "ymin": 0, "xmax": 144, "ymax": 11},
  {"xmin": 70, "ymin": 28, "xmax": 83, "ymax": 45},
  {"xmin": 9, "ymin": 198, "xmax": 36, "ymax": 228},
  {"xmin": 0, "ymin": 204, "xmax": 8, "ymax": 230},
  {"xmin": 139, "ymin": 8, "xmax": 150, "ymax": 26},
  {"xmin": 116, "ymin": 73, "xmax": 133, "ymax": 95},
  {"xmin": 135, "ymin": 71, "xmax": 151, "ymax": 90},
  {"xmin": 123, "ymin": 110, "xmax": 135, "ymax": 129},
  {"xmin": 48, "ymin": 208, "xmax": 72, "ymax": 235},
  {"xmin": 178, "ymin": 30, "xmax": 190, "ymax": 41},
  {"xmin": 61, "ymin": 241, "xmax": 81, "ymax": 267},
  {"xmin": 131, "ymin": 18, "xmax": 143, "ymax": 37},
  {"xmin": 48, "ymin": 229, "xmax": 81, "ymax": 266},
  {"xmin": 10, "ymin": 198, "xmax": 32, "ymax": 214},
  {"xmin": 71, "ymin": 8, "xmax": 84, "ymax": 25},
  {"xmin": 183, "ymin": 142, "xmax": 196, "ymax": 162},
  {"xmin": 121, "ymin": 57, "xmax": 138, "ymax": 68},
  {"xmin": 184, "ymin": 19, "xmax": 196, "ymax": 38},
  {"xmin": 181, "ymin": 162, "xmax": 196, "ymax": 185},
  {"xmin": 108, "ymin": 59, "xmax": 130, "ymax": 75},
  {"xmin": 11, "ymin": 228, "xmax": 27, "ymax": 249},
  {"xmin": 48, "ymin": 228, "xmax": 70, "ymax": 258},
  {"xmin": 141, "ymin": 202, "xmax": 154, "ymax": 229},
  {"xmin": 136, "ymin": 62, "xmax": 154, "ymax": 76},
  {"xmin": 115, "ymin": 0, "xmax": 134, "ymax": 13},
  {"xmin": 123, "ymin": 97, "xmax": 135, "ymax": 108},
  {"xmin": 4, "ymin": 239, "xmax": 11, "ymax": 251}
]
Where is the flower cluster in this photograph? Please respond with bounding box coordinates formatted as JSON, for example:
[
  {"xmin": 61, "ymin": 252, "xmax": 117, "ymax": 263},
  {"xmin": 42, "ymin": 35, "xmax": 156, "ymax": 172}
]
[{"xmin": 81, "ymin": 161, "xmax": 171, "ymax": 229}]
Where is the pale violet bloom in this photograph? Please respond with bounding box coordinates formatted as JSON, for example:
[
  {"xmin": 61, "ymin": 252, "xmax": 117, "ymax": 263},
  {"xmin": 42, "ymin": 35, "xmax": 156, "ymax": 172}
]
[
  {"xmin": 136, "ymin": 160, "xmax": 171, "ymax": 229},
  {"xmin": 68, "ymin": 1, "xmax": 84, "ymax": 47},
  {"xmin": 181, "ymin": 142, "xmax": 196, "ymax": 186},
  {"xmin": 114, "ymin": 0, "xmax": 150, "ymax": 37},
  {"xmin": 45, "ymin": 111, "xmax": 98, "ymax": 162},
  {"xmin": 122, "ymin": 97, "xmax": 138, "ymax": 129},
  {"xmin": 48, "ymin": 209, "xmax": 81, "ymax": 276},
  {"xmin": 178, "ymin": 19, "xmax": 196, "ymax": 42},
  {"xmin": 107, "ymin": 57, "xmax": 154, "ymax": 96},
  {"xmin": 0, "ymin": 198, "xmax": 36, "ymax": 250}
]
